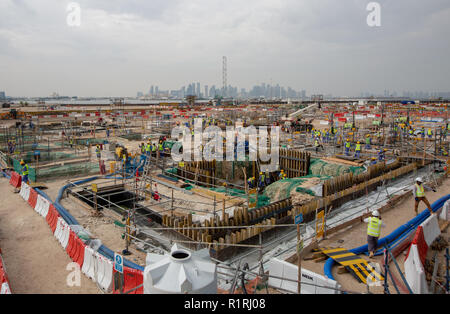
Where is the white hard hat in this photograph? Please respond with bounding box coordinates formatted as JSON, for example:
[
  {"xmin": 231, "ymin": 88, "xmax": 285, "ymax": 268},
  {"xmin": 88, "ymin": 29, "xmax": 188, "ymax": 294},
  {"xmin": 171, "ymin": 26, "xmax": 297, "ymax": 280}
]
[
  {"xmin": 416, "ymin": 177, "xmax": 423, "ymax": 182},
  {"xmin": 372, "ymin": 210, "xmax": 380, "ymax": 217}
]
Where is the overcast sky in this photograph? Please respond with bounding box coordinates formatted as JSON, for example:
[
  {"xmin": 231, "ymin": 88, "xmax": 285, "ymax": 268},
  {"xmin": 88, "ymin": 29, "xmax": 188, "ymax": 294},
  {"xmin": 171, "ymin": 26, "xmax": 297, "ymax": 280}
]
[{"xmin": 1, "ymin": 0, "xmax": 449, "ymax": 97}]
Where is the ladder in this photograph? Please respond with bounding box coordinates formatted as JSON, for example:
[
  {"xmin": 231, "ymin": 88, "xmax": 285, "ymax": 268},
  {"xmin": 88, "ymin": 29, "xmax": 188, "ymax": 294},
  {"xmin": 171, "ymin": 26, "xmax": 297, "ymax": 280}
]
[{"xmin": 138, "ymin": 156, "xmax": 153, "ymax": 201}]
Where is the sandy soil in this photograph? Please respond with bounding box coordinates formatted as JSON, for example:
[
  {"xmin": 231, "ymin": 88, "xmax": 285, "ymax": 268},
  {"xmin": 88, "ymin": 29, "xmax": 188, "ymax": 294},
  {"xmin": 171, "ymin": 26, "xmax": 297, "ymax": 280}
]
[
  {"xmin": 0, "ymin": 178, "xmax": 100, "ymax": 294},
  {"xmin": 301, "ymin": 177, "xmax": 450, "ymax": 294}
]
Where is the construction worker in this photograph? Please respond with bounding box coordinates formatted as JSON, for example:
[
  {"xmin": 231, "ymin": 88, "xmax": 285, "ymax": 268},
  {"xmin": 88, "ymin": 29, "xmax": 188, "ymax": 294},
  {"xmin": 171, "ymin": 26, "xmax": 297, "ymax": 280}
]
[
  {"xmin": 354, "ymin": 141, "xmax": 361, "ymax": 159},
  {"xmin": 278, "ymin": 169, "xmax": 287, "ymax": 180},
  {"xmin": 364, "ymin": 210, "xmax": 385, "ymax": 258},
  {"xmin": 378, "ymin": 148, "xmax": 386, "ymax": 161},
  {"xmin": 370, "ymin": 157, "xmax": 377, "ymax": 165},
  {"xmin": 96, "ymin": 145, "xmax": 101, "ymax": 159},
  {"xmin": 427, "ymin": 128, "xmax": 433, "ymax": 139},
  {"xmin": 365, "ymin": 134, "xmax": 371, "ymax": 149},
  {"xmin": 413, "ymin": 177, "xmax": 436, "ymax": 216},
  {"xmin": 69, "ymin": 137, "xmax": 74, "ymax": 148},
  {"xmin": 345, "ymin": 139, "xmax": 351, "ymax": 156},
  {"xmin": 258, "ymin": 172, "xmax": 266, "ymax": 190},
  {"xmin": 20, "ymin": 160, "xmax": 29, "ymax": 184},
  {"xmin": 145, "ymin": 141, "xmax": 152, "ymax": 156},
  {"xmin": 247, "ymin": 176, "xmax": 255, "ymax": 189},
  {"xmin": 140, "ymin": 143, "xmax": 145, "ymax": 154},
  {"xmin": 314, "ymin": 138, "xmax": 320, "ymax": 153}
]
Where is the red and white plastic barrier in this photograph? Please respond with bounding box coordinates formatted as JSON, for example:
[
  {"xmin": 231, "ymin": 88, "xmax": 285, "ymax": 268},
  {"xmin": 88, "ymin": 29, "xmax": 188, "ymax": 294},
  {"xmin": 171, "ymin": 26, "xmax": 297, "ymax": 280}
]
[
  {"xmin": 0, "ymin": 249, "xmax": 12, "ymax": 294},
  {"xmin": 404, "ymin": 214, "xmax": 441, "ymax": 294},
  {"xmin": 82, "ymin": 246, "xmax": 97, "ymax": 281}
]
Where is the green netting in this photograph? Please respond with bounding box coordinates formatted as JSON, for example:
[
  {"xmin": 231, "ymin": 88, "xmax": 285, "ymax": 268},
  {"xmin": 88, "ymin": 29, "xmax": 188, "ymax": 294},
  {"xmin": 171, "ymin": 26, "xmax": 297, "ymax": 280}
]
[
  {"xmin": 208, "ymin": 186, "xmax": 270, "ymax": 208},
  {"xmin": 36, "ymin": 162, "xmax": 99, "ymax": 179},
  {"xmin": 12, "ymin": 157, "xmax": 99, "ymax": 181},
  {"xmin": 308, "ymin": 158, "xmax": 364, "ymax": 177},
  {"xmin": 166, "ymin": 167, "xmax": 178, "ymax": 174},
  {"xmin": 19, "ymin": 151, "xmax": 78, "ymax": 163},
  {"xmin": 295, "ymin": 186, "xmax": 315, "ymax": 196}
]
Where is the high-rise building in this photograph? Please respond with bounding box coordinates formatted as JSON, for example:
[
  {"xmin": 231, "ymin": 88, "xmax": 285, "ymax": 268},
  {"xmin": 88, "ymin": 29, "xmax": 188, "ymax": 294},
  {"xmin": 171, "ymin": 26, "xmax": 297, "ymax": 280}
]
[
  {"xmin": 0, "ymin": 91, "xmax": 5, "ymax": 100},
  {"xmin": 196, "ymin": 82, "xmax": 201, "ymax": 97},
  {"xmin": 204, "ymin": 85, "xmax": 209, "ymax": 98}
]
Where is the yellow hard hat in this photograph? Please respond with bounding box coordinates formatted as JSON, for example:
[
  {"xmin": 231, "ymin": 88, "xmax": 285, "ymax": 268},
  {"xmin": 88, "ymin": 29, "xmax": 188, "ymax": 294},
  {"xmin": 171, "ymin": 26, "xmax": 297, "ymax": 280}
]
[
  {"xmin": 357, "ymin": 141, "xmax": 360, "ymax": 144},
  {"xmin": 371, "ymin": 157, "xmax": 376, "ymax": 160},
  {"xmin": 260, "ymin": 172, "xmax": 263, "ymax": 175}
]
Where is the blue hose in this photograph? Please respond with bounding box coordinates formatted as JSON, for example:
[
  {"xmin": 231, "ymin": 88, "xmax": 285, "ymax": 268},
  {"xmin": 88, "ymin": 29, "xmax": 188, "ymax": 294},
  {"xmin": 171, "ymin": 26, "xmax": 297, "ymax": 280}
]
[
  {"xmin": 324, "ymin": 194, "xmax": 450, "ymax": 280},
  {"xmin": 35, "ymin": 176, "xmax": 144, "ymax": 271}
]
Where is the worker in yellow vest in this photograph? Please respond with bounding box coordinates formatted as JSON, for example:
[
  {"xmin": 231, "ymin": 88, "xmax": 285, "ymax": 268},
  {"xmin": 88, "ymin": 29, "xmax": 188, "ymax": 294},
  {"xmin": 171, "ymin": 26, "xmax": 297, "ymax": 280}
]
[
  {"xmin": 20, "ymin": 159, "xmax": 29, "ymax": 184},
  {"xmin": 364, "ymin": 210, "xmax": 385, "ymax": 258},
  {"xmin": 345, "ymin": 139, "xmax": 351, "ymax": 156},
  {"xmin": 413, "ymin": 177, "xmax": 436, "ymax": 216},
  {"xmin": 427, "ymin": 128, "xmax": 433, "ymax": 139},
  {"xmin": 354, "ymin": 141, "xmax": 362, "ymax": 159}
]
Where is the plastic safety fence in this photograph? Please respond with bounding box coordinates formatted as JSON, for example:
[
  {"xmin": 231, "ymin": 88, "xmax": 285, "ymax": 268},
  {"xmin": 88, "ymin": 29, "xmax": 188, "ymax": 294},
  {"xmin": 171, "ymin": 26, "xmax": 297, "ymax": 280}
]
[
  {"xmin": 3, "ymin": 169, "xmax": 145, "ymax": 293},
  {"xmin": 0, "ymin": 249, "xmax": 12, "ymax": 294},
  {"xmin": 324, "ymin": 194, "xmax": 450, "ymax": 281}
]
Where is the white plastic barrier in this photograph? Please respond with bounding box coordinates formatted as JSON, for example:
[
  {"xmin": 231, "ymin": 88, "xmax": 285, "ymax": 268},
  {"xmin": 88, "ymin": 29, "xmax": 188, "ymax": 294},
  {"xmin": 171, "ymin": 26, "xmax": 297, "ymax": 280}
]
[
  {"xmin": 95, "ymin": 252, "xmax": 113, "ymax": 292},
  {"xmin": 268, "ymin": 258, "xmax": 341, "ymax": 294},
  {"xmin": 54, "ymin": 217, "xmax": 71, "ymax": 249},
  {"xmin": 39, "ymin": 196, "xmax": 50, "ymax": 218},
  {"xmin": 419, "ymin": 214, "xmax": 440, "ymax": 246},
  {"xmin": 440, "ymin": 200, "xmax": 450, "ymax": 221},
  {"xmin": 59, "ymin": 220, "xmax": 71, "ymax": 249},
  {"xmin": 20, "ymin": 182, "xmax": 30, "ymax": 201},
  {"xmin": 404, "ymin": 244, "xmax": 429, "ymax": 294},
  {"xmin": 0, "ymin": 282, "xmax": 11, "ymax": 294},
  {"xmin": 82, "ymin": 246, "xmax": 97, "ymax": 282},
  {"xmin": 34, "ymin": 195, "xmax": 43, "ymax": 214}
]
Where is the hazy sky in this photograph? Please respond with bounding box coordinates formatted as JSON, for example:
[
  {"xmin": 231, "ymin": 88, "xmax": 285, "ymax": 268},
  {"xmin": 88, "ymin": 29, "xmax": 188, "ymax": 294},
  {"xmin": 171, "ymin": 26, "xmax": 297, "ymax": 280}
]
[{"xmin": 1, "ymin": 0, "xmax": 449, "ymax": 97}]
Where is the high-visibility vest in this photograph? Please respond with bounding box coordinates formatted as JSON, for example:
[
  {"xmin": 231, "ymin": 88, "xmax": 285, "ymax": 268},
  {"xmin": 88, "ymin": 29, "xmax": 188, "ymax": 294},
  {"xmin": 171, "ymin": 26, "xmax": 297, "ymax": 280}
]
[
  {"xmin": 314, "ymin": 140, "xmax": 319, "ymax": 147},
  {"xmin": 159, "ymin": 144, "xmax": 163, "ymax": 151},
  {"xmin": 355, "ymin": 144, "xmax": 361, "ymax": 151},
  {"xmin": 428, "ymin": 129, "xmax": 432, "ymax": 135},
  {"xmin": 260, "ymin": 175, "xmax": 265, "ymax": 182},
  {"xmin": 22, "ymin": 164, "xmax": 29, "ymax": 176},
  {"xmin": 152, "ymin": 145, "xmax": 156, "ymax": 152},
  {"xmin": 179, "ymin": 161, "xmax": 185, "ymax": 168},
  {"xmin": 345, "ymin": 142, "xmax": 350, "ymax": 148},
  {"xmin": 367, "ymin": 217, "xmax": 382, "ymax": 237},
  {"xmin": 409, "ymin": 130, "xmax": 413, "ymax": 135},
  {"xmin": 146, "ymin": 144, "xmax": 151, "ymax": 152},
  {"xmin": 366, "ymin": 137, "xmax": 371, "ymax": 144},
  {"xmin": 415, "ymin": 184, "xmax": 425, "ymax": 197}
]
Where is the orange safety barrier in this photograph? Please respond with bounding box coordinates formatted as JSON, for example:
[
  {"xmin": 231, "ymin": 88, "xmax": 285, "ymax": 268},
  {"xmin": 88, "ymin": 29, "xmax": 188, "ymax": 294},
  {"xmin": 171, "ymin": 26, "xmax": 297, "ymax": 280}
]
[
  {"xmin": 8, "ymin": 171, "xmax": 21, "ymax": 188},
  {"xmin": 113, "ymin": 267, "xmax": 143, "ymax": 294},
  {"xmin": 66, "ymin": 231, "xmax": 76, "ymax": 258},
  {"xmin": 73, "ymin": 237, "xmax": 85, "ymax": 268},
  {"xmin": 28, "ymin": 188, "xmax": 38, "ymax": 209},
  {"xmin": 46, "ymin": 204, "xmax": 60, "ymax": 233}
]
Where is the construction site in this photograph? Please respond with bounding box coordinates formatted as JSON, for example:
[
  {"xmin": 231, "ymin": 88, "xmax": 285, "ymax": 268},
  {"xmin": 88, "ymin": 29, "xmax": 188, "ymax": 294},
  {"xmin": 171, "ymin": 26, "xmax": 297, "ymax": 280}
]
[{"xmin": 0, "ymin": 99, "xmax": 449, "ymax": 295}]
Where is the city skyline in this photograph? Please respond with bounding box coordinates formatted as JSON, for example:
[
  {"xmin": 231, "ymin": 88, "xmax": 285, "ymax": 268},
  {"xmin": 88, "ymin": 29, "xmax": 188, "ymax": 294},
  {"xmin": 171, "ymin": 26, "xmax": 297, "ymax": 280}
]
[{"xmin": 1, "ymin": 1, "xmax": 449, "ymax": 98}]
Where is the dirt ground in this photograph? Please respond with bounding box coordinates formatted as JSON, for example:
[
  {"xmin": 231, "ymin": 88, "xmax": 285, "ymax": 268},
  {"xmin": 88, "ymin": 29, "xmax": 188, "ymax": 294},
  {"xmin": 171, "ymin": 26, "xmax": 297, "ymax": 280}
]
[
  {"xmin": 0, "ymin": 177, "xmax": 100, "ymax": 294},
  {"xmin": 301, "ymin": 176, "xmax": 450, "ymax": 294}
]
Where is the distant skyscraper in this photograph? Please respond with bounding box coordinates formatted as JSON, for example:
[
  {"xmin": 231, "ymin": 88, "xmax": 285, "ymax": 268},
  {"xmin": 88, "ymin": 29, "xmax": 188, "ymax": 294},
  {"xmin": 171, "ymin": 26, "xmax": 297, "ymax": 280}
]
[
  {"xmin": 205, "ymin": 85, "xmax": 209, "ymax": 98},
  {"xmin": 155, "ymin": 86, "xmax": 159, "ymax": 97},
  {"xmin": 197, "ymin": 82, "xmax": 201, "ymax": 97},
  {"xmin": 222, "ymin": 56, "xmax": 227, "ymax": 97},
  {"xmin": 0, "ymin": 91, "xmax": 5, "ymax": 100}
]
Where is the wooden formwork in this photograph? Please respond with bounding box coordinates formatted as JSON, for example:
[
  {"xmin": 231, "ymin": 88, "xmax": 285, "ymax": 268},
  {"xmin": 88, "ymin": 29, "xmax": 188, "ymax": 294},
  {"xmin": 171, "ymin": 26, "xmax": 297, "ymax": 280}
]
[
  {"xmin": 161, "ymin": 198, "xmax": 293, "ymax": 253},
  {"xmin": 279, "ymin": 148, "xmax": 310, "ymax": 178}
]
